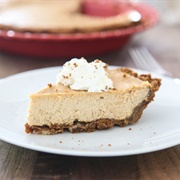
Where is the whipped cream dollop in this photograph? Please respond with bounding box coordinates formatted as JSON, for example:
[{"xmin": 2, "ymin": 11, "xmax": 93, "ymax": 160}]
[{"xmin": 56, "ymin": 58, "xmax": 114, "ymax": 92}]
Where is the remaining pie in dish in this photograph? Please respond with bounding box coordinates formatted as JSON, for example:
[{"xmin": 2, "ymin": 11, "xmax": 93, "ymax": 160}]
[
  {"xmin": 0, "ymin": 0, "xmax": 141, "ymax": 33},
  {"xmin": 25, "ymin": 58, "xmax": 161, "ymax": 134}
]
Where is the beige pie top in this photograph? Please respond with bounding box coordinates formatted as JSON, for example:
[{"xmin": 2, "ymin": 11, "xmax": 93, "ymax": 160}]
[
  {"xmin": 0, "ymin": 0, "xmax": 137, "ymax": 33},
  {"xmin": 36, "ymin": 68, "xmax": 150, "ymax": 95}
]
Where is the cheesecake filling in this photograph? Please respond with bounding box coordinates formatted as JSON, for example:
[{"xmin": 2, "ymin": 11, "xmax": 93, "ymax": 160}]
[
  {"xmin": 27, "ymin": 84, "xmax": 150, "ymax": 127},
  {"xmin": 56, "ymin": 58, "xmax": 114, "ymax": 92}
]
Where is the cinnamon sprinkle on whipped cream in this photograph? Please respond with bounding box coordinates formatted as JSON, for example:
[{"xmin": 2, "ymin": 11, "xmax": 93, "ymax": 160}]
[{"xmin": 56, "ymin": 58, "xmax": 114, "ymax": 92}]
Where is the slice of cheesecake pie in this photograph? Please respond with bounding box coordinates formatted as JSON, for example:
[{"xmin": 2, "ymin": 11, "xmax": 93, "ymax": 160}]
[{"xmin": 25, "ymin": 58, "xmax": 161, "ymax": 134}]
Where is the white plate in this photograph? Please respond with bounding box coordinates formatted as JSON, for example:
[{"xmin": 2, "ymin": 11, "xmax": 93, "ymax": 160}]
[{"xmin": 0, "ymin": 66, "xmax": 180, "ymax": 157}]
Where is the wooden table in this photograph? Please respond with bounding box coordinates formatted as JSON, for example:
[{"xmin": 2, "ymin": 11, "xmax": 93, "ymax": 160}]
[{"xmin": 0, "ymin": 23, "xmax": 180, "ymax": 179}]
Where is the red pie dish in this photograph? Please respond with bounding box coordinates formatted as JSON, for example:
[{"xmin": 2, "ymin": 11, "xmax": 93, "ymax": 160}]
[{"xmin": 0, "ymin": 2, "xmax": 159, "ymax": 58}]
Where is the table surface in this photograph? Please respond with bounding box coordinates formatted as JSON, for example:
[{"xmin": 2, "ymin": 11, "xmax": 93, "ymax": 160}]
[{"xmin": 0, "ymin": 22, "xmax": 180, "ymax": 180}]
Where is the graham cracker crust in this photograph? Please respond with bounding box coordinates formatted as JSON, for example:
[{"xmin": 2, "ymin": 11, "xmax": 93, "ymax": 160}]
[{"xmin": 25, "ymin": 68, "xmax": 161, "ymax": 135}]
